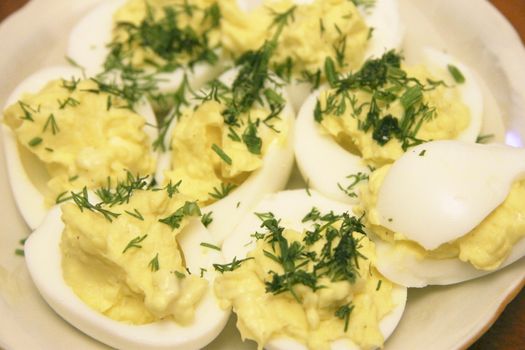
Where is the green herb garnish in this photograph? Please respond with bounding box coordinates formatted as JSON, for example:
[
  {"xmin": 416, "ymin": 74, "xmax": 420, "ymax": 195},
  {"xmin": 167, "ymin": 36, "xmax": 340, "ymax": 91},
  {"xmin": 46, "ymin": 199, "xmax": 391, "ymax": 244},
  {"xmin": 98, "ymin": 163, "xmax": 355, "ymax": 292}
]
[
  {"xmin": 159, "ymin": 201, "xmax": 201, "ymax": 230},
  {"xmin": 211, "ymin": 143, "xmax": 232, "ymax": 165},
  {"xmin": 447, "ymin": 64, "xmax": 465, "ymax": 84},
  {"xmin": 148, "ymin": 253, "xmax": 160, "ymax": 272},
  {"xmin": 122, "ymin": 234, "xmax": 148, "ymax": 253}
]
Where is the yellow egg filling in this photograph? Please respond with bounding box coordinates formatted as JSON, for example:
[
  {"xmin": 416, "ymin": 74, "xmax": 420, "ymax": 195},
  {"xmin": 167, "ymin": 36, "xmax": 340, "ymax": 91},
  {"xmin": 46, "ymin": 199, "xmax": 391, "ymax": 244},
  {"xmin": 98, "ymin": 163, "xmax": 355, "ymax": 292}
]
[
  {"xmin": 214, "ymin": 214, "xmax": 394, "ymax": 350},
  {"xmin": 111, "ymin": 0, "xmax": 221, "ymax": 70},
  {"xmin": 61, "ymin": 189, "xmax": 207, "ymax": 325},
  {"xmin": 163, "ymin": 100, "xmax": 288, "ymax": 205},
  {"xmin": 220, "ymin": 0, "xmax": 369, "ymax": 78},
  {"xmin": 359, "ymin": 166, "xmax": 525, "ymax": 270},
  {"xmin": 3, "ymin": 79, "xmax": 156, "ymax": 206},
  {"xmin": 318, "ymin": 61, "xmax": 471, "ymax": 168}
]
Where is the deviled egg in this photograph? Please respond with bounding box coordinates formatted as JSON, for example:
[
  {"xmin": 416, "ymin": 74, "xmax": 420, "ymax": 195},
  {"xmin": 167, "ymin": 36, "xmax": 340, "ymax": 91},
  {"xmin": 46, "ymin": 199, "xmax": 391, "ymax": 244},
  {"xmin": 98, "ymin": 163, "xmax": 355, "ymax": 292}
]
[
  {"xmin": 217, "ymin": 189, "xmax": 407, "ymax": 350},
  {"xmin": 228, "ymin": 0, "xmax": 404, "ymax": 109},
  {"xmin": 24, "ymin": 184, "xmax": 230, "ymax": 350},
  {"xmin": 156, "ymin": 42, "xmax": 296, "ymax": 244},
  {"xmin": 67, "ymin": 0, "xmax": 226, "ymax": 108},
  {"xmin": 359, "ymin": 140, "xmax": 525, "ymax": 287},
  {"xmin": 2, "ymin": 66, "xmax": 158, "ymax": 229},
  {"xmin": 295, "ymin": 48, "xmax": 484, "ymax": 204}
]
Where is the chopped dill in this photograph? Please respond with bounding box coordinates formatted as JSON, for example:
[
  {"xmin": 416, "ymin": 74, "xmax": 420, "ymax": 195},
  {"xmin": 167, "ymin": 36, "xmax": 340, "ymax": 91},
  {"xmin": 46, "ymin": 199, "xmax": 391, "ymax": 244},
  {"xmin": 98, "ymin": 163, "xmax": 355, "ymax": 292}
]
[
  {"xmin": 122, "ymin": 234, "xmax": 148, "ymax": 253},
  {"xmin": 158, "ymin": 201, "xmax": 201, "ymax": 230}
]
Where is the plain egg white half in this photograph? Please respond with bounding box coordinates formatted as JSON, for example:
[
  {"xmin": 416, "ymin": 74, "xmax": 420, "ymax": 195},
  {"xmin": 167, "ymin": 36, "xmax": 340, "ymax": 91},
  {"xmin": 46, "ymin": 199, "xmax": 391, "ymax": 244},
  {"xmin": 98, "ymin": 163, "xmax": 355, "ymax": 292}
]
[
  {"xmin": 156, "ymin": 68, "xmax": 296, "ymax": 245},
  {"xmin": 24, "ymin": 204, "xmax": 230, "ymax": 350},
  {"xmin": 294, "ymin": 47, "xmax": 484, "ymax": 205},
  {"xmin": 1, "ymin": 66, "xmax": 158, "ymax": 230},
  {"xmin": 67, "ymin": 0, "xmax": 226, "ymax": 92},
  {"xmin": 372, "ymin": 140, "xmax": 525, "ymax": 287},
  {"xmin": 221, "ymin": 189, "xmax": 407, "ymax": 350}
]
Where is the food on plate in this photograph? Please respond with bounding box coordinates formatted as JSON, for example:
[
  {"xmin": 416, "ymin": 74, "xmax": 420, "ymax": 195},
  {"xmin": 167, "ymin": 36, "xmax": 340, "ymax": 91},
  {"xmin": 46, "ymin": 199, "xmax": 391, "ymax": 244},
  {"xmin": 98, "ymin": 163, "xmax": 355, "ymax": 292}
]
[
  {"xmin": 155, "ymin": 44, "xmax": 295, "ymax": 243},
  {"xmin": 229, "ymin": 0, "xmax": 404, "ymax": 109},
  {"xmin": 24, "ymin": 182, "xmax": 229, "ymax": 349},
  {"xmin": 358, "ymin": 140, "xmax": 525, "ymax": 287},
  {"xmin": 294, "ymin": 48, "xmax": 483, "ymax": 204},
  {"xmin": 2, "ymin": 0, "xmax": 523, "ymax": 348},
  {"xmin": 1, "ymin": 66, "xmax": 157, "ymax": 229},
  {"xmin": 217, "ymin": 190, "xmax": 407, "ymax": 350}
]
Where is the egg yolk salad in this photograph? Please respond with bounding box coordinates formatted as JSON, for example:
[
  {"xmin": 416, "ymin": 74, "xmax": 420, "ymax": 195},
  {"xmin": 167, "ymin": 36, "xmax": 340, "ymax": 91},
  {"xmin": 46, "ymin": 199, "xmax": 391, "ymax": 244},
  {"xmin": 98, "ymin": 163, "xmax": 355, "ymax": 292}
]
[
  {"xmin": 60, "ymin": 176, "xmax": 208, "ymax": 325},
  {"xmin": 214, "ymin": 209, "xmax": 395, "ymax": 350},
  {"xmin": 107, "ymin": 0, "xmax": 221, "ymax": 74},
  {"xmin": 161, "ymin": 40, "xmax": 290, "ymax": 205},
  {"xmin": 358, "ymin": 166, "xmax": 525, "ymax": 271},
  {"xmin": 221, "ymin": 0, "xmax": 370, "ymax": 83},
  {"xmin": 316, "ymin": 51, "xmax": 470, "ymax": 169},
  {"xmin": 3, "ymin": 78, "xmax": 156, "ymax": 206}
]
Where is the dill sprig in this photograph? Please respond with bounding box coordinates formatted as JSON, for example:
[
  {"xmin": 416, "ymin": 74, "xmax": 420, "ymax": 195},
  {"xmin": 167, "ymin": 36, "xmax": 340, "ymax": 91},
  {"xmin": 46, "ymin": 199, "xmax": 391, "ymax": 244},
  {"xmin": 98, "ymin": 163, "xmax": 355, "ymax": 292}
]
[
  {"xmin": 95, "ymin": 171, "xmax": 152, "ymax": 207},
  {"xmin": 148, "ymin": 253, "xmax": 160, "ymax": 271},
  {"xmin": 42, "ymin": 114, "xmax": 60, "ymax": 135},
  {"xmin": 201, "ymin": 212, "xmax": 213, "ymax": 227},
  {"xmin": 122, "ymin": 234, "xmax": 148, "ymax": 253},
  {"xmin": 208, "ymin": 183, "xmax": 236, "ymax": 200},
  {"xmin": 316, "ymin": 51, "xmax": 440, "ymax": 150},
  {"xmin": 337, "ymin": 172, "xmax": 369, "ymax": 198},
  {"xmin": 158, "ymin": 201, "xmax": 201, "ymax": 230},
  {"xmin": 70, "ymin": 187, "xmax": 121, "ymax": 222},
  {"xmin": 335, "ymin": 304, "xmax": 355, "ymax": 332},
  {"xmin": 213, "ymin": 257, "xmax": 254, "ymax": 273}
]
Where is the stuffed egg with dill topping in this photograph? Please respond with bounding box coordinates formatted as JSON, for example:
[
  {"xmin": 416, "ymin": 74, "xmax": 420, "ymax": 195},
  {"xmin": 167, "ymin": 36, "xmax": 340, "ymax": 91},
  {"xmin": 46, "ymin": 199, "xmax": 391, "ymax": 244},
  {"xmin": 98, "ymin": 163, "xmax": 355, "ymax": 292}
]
[
  {"xmin": 229, "ymin": 0, "xmax": 404, "ymax": 110},
  {"xmin": 216, "ymin": 189, "xmax": 407, "ymax": 350},
  {"xmin": 1, "ymin": 66, "xmax": 157, "ymax": 229},
  {"xmin": 155, "ymin": 42, "xmax": 295, "ymax": 244},
  {"xmin": 67, "ymin": 0, "xmax": 226, "ymax": 101},
  {"xmin": 24, "ymin": 182, "xmax": 230, "ymax": 350},
  {"xmin": 357, "ymin": 140, "xmax": 525, "ymax": 287},
  {"xmin": 294, "ymin": 48, "xmax": 484, "ymax": 204}
]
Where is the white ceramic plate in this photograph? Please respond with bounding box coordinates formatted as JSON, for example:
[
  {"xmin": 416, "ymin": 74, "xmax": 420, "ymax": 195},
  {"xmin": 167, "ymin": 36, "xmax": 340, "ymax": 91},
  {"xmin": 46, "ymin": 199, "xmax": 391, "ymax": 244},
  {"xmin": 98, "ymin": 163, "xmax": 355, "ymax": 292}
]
[{"xmin": 0, "ymin": 1, "xmax": 524, "ymax": 349}]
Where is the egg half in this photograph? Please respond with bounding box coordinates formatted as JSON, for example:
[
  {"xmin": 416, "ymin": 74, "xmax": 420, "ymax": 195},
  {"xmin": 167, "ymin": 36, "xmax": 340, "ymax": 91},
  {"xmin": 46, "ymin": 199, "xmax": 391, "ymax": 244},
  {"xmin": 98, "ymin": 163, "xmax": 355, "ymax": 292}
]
[
  {"xmin": 239, "ymin": 0, "xmax": 405, "ymax": 111},
  {"xmin": 370, "ymin": 140, "xmax": 525, "ymax": 287},
  {"xmin": 1, "ymin": 66, "xmax": 158, "ymax": 229},
  {"xmin": 220, "ymin": 189, "xmax": 407, "ymax": 350},
  {"xmin": 294, "ymin": 47, "xmax": 484, "ymax": 204},
  {"xmin": 67, "ymin": 0, "xmax": 226, "ymax": 93},
  {"xmin": 156, "ymin": 68, "xmax": 296, "ymax": 244},
  {"xmin": 24, "ymin": 203, "xmax": 230, "ymax": 350}
]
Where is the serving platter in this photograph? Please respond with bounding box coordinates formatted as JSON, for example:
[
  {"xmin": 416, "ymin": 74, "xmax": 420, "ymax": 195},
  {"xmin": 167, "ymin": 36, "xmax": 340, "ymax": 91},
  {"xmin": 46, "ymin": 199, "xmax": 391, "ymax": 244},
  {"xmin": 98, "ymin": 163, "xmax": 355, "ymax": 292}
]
[{"xmin": 0, "ymin": 0, "xmax": 524, "ymax": 349}]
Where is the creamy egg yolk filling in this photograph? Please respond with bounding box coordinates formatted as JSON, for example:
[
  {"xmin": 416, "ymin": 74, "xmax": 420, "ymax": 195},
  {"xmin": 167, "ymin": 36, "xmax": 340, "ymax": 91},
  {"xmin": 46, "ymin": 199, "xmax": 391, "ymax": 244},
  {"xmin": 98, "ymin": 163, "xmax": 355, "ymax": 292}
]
[
  {"xmin": 220, "ymin": 0, "xmax": 369, "ymax": 78},
  {"xmin": 163, "ymin": 100, "xmax": 287, "ymax": 205},
  {"xmin": 358, "ymin": 166, "xmax": 525, "ymax": 271},
  {"xmin": 110, "ymin": 0, "xmax": 221, "ymax": 70},
  {"xmin": 214, "ymin": 214, "xmax": 395, "ymax": 350},
  {"xmin": 3, "ymin": 79, "xmax": 156, "ymax": 206},
  {"xmin": 61, "ymin": 189, "xmax": 207, "ymax": 325},
  {"xmin": 318, "ymin": 61, "xmax": 470, "ymax": 168}
]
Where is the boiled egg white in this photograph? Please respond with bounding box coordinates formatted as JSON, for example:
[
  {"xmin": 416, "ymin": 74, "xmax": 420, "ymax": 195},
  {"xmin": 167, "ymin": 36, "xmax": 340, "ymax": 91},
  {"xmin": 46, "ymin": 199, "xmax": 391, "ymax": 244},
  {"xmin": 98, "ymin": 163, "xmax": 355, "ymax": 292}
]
[
  {"xmin": 156, "ymin": 68, "xmax": 296, "ymax": 244},
  {"xmin": 24, "ymin": 204, "xmax": 230, "ymax": 350},
  {"xmin": 221, "ymin": 189, "xmax": 407, "ymax": 350},
  {"xmin": 371, "ymin": 140, "xmax": 525, "ymax": 287},
  {"xmin": 67, "ymin": 0, "xmax": 225, "ymax": 93},
  {"xmin": 294, "ymin": 48, "xmax": 484, "ymax": 204},
  {"xmin": 1, "ymin": 66, "xmax": 158, "ymax": 229}
]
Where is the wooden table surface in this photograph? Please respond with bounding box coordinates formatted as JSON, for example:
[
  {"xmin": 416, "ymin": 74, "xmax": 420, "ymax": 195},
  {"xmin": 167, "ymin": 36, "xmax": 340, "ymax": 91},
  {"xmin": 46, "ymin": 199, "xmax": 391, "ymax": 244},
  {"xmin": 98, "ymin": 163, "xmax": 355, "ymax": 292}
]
[{"xmin": 0, "ymin": 0, "xmax": 524, "ymax": 349}]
